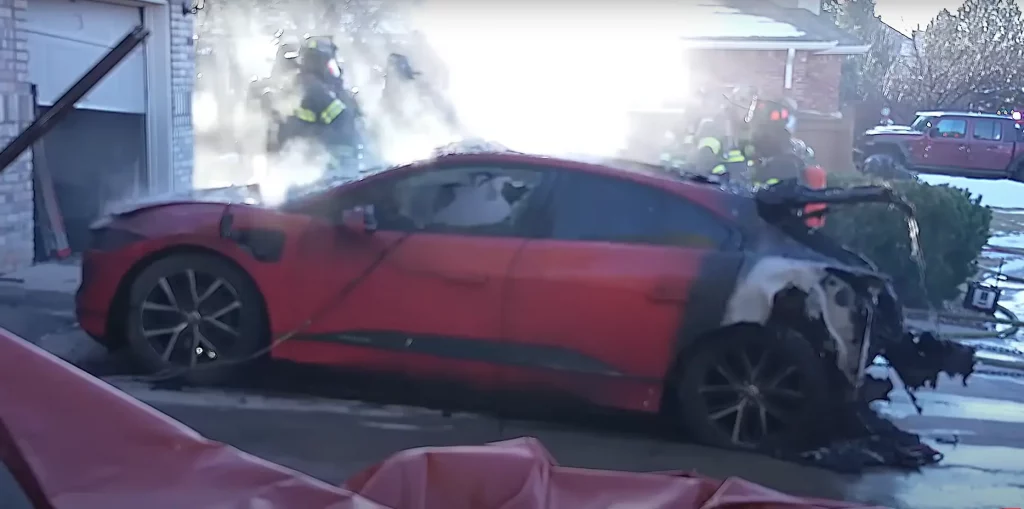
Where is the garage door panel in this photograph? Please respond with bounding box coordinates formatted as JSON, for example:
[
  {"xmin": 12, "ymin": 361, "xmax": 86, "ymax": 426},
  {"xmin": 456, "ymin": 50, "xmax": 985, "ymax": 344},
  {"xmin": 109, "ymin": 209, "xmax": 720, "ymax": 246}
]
[{"xmin": 26, "ymin": 0, "xmax": 145, "ymax": 114}]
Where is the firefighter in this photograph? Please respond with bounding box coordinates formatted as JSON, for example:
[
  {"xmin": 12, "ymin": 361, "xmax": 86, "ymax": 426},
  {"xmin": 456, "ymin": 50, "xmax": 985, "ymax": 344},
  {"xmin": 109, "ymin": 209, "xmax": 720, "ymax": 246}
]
[
  {"xmin": 381, "ymin": 52, "xmax": 420, "ymax": 122},
  {"xmin": 746, "ymin": 98, "xmax": 829, "ymax": 227},
  {"xmin": 709, "ymin": 146, "xmax": 750, "ymax": 182},
  {"xmin": 688, "ymin": 91, "xmax": 731, "ymax": 173},
  {"xmin": 693, "ymin": 117, "xmax": 726, "ymax": 175},
  {"xmin": 696, "ymin": 92, "xmax": 752, "ymax": 182},
  {"xmin": 746, "ymin": 99, "xmax": 804, "ymax": 188},
  {"xmin": 272, "ymin": 36, "xmax": 361, "ymax": 175},
  {"xmin": 383, "ymin": 51, "xmax": 460, "ymax": 134}
]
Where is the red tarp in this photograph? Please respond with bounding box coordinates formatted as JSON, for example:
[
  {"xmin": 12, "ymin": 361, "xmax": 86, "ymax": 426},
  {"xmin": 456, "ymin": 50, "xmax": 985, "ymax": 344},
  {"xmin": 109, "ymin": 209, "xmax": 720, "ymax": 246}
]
[{"xmin": 0, "ymin": 327, "xmax": 885, "ymax": 509}]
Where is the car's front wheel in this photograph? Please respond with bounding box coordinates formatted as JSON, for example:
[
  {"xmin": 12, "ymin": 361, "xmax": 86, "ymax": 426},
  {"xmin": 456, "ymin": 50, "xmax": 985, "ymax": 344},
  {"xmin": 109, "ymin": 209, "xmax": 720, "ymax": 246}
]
[
  {"xmin": 863, "ymin": 153, "xmax": 914, "ymax": 180},
  {"xmin": 672, "ymin": 326, "xmax": 830, "ymax": 450},
  {"xmin": 124, "ymin": 252, "xmax": 268, "ymax": 384}
]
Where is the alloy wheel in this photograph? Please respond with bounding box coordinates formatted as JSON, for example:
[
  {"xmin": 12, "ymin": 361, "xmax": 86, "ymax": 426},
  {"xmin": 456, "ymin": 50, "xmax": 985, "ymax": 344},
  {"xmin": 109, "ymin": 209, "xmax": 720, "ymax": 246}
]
[
  {"xmin": 696, "ymin": 343, "xmax": 809, "ymax": 448},
  {"xmin": 138, "ymin": 269, "xmax": 243, "ymax": 367}
]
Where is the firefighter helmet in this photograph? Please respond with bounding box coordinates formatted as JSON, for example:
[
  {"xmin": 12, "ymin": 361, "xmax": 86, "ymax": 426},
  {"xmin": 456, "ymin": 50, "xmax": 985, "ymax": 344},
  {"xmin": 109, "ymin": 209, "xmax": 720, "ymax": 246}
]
[
  {"xmin": 751, "ymin": 100, "xmax": 791, "ymax": 127},
  {"xmin": 298, "ymin": 36, "xmax": 342, "ymax": 78}
]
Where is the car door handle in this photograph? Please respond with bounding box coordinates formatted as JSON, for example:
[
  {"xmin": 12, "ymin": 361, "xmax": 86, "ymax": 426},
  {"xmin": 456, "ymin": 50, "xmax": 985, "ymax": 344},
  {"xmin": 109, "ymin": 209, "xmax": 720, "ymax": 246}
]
[{"xmin": 647, "ymin": 284, "xmax": 687, "ymax": 303}]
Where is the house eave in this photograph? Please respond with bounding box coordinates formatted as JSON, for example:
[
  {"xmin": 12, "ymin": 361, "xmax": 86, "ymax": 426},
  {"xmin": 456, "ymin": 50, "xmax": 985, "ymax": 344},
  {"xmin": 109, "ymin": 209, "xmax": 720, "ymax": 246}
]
[
  {"xmin": 816, "ymin": 44, "xmax": 871, "ymax": 55},
  {"xmin": 681, "ymin": 39, "xmax": 839, "ymax": 51}
]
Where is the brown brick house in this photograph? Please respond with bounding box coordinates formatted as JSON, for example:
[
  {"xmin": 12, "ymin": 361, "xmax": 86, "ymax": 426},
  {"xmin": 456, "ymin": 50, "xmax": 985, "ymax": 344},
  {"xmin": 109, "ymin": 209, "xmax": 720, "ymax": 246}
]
[
  {"xmin": 624, "ymin": 0, "xmax": 866, "ymax": 170},
  {"xmin": 625, "ymin": 0, "xmax": 866, "ymax": 168},
  {"xmin": 682, "ymin": 0, "xmax": 867, "ymax": 115}
]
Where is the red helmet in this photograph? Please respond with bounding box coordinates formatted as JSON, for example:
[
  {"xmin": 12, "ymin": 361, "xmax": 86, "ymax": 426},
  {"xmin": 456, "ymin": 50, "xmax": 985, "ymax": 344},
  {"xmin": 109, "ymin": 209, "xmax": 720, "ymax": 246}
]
[{"xmin": 751, "ymin": 100, "xmax": 791, "ymax": 127}]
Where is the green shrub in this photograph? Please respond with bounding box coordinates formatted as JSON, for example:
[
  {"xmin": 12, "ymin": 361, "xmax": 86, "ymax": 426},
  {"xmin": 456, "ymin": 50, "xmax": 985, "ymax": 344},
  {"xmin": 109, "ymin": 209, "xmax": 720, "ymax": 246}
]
[{"xmin": 820, "ymin": 173, "xmax": 992, "ymax": 308}]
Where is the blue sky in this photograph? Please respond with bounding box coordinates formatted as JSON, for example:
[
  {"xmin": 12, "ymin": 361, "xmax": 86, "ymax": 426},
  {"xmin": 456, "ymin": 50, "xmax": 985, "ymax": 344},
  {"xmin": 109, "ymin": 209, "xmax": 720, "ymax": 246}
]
[{"xmin": 874, "ymin": 0, "xmax": 964, "ymax": 34}]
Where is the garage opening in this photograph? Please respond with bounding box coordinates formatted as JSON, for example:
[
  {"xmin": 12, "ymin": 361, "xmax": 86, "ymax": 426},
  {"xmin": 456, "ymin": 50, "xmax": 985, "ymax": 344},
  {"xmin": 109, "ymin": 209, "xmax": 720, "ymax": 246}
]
[{"xmin": 26, "ymin": 0, "xmax": 149, "ymax": 257}]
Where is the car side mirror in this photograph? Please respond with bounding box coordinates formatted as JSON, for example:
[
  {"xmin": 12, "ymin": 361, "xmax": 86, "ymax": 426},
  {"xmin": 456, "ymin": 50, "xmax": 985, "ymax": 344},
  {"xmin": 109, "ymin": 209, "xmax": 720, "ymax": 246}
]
[{"xmin": 339, "ymin": 205, "xmax": 377, "ymax": 234}]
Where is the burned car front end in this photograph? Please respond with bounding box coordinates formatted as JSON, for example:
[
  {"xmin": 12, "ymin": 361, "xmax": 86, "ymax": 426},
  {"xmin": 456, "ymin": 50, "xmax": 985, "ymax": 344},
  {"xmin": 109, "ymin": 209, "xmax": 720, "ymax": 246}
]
[{"xmin": 731, "ymin": 180, "xmax": 977, "ymax": 403}]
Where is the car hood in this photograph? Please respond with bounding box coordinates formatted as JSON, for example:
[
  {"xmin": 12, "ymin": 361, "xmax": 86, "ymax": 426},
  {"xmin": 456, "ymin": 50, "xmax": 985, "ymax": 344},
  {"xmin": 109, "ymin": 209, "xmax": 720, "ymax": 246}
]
[
  {"xmin": 864, "ymin": 125, "xmax": 921, "ymax": 136},
  {"xmin": 99, "ymin": 184, "xmax": 263, "ymax": 218}
]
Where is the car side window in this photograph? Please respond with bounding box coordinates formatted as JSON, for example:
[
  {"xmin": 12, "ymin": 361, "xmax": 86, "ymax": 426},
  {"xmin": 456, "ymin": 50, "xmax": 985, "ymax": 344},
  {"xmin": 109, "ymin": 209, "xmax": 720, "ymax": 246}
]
[
  {"xmin": 972, "ymin": 120, "xmax": 1002, "ymax": 141},
  {"xmin": 549, "ymin": 173, "xmax": 733, "ymax": 249},
  {"xmin": 933, "ymin": 118, "xmax": 967, "ymax": 138},
  {"xmin": 339, "ymin": 166, "xmax": 544, "ymax": 236}
]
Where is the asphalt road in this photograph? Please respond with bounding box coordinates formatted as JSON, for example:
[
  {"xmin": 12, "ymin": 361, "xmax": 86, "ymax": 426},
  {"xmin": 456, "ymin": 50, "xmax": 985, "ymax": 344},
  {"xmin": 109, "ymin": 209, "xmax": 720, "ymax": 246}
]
[{"xmin": 6, "ymin": 287, "xmax": 1024, "ymax": 509}]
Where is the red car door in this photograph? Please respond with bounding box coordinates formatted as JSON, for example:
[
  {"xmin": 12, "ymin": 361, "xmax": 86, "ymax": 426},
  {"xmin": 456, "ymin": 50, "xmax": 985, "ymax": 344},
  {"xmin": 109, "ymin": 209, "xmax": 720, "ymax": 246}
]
[
  {"xmin": 278, "ymin": 162, "xmax": 550, "ymax": 388},
  {"xmin": 501, "ymin": 171, "xmax": 744, "ymax": 412},
  {"xmin": 967, "ymin": 118, "xmax": 1014, "ymax": 174},
  {"xmin": 923, "ymin": 117, "xmax": 969, "ymax": 169}
]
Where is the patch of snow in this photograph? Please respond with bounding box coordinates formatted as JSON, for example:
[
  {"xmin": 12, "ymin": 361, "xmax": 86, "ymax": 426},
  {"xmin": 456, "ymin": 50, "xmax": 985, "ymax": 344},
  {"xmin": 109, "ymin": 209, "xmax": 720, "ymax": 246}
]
[
  {"xmin": 680, "ymin": 4, "xmax": 806, "ymax": 39},
  {"xmin": 990, "ymin": 234, "xmax": 1024, "ymax": 250},
  {"xmin": 985, "ymin": 260, "xmax": 1024, "ymax": 278},
  {"xmin": 917, "ymin": 175, "xmax": 1024, "ymax": 208}
]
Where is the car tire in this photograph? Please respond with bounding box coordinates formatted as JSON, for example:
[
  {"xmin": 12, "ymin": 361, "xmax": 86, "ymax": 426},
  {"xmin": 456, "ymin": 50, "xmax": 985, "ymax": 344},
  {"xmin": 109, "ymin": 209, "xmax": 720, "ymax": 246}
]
[
  {"xmin": 672, "ymin": 325, "xmax": 831, "ymax": 450},
  {"xmin": 863, "ymin": 153, "xmax": 913, "ymax": 180},
  {"xmin": 124, "ymin": 252, "xmax": 268, "ymax": 385}
]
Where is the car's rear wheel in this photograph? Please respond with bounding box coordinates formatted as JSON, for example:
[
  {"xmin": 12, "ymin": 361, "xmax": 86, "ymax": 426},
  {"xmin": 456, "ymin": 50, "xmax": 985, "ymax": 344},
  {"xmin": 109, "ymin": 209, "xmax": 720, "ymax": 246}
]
[
  {"xmin": 673, "ymin": 326, "xmax": 830, "ymax": 450},
  {"xmin": 124, "ymin": 253, "xmax": 267, "ymax": 384}
]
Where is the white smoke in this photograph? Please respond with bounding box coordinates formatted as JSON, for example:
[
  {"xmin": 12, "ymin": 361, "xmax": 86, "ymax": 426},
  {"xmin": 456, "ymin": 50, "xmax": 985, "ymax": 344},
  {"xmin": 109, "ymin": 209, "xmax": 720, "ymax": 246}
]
[
  {"xmin": 189, "ymin": 2, "xmax": 695, "ymax": 203},
  {"xmin": 411, "ymin": 3, "xmax": 692, "ymax": 157}
]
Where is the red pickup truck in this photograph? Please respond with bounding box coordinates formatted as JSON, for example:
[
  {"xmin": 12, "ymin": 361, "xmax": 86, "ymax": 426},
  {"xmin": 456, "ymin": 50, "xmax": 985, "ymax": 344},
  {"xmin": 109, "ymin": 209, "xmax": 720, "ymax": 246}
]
[{"xmin": 854, "ymin": 111, "xmax": 1024, "ymax": 180}]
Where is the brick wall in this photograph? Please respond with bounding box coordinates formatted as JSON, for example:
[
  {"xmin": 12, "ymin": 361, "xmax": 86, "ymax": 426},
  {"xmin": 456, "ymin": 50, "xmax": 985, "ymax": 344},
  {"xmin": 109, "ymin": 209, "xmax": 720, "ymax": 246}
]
[
  {"xmin": 170, "ymin": 6, "xmax": 194, "ymax": 191},
  {"xmin": 792, "ymin": 53, "xmax": 842, "ymax": 113},
  {"xmin": 690, "ymin": 49, "xmax": 788, "ymax": 100},
  {"xmin": 0, "ymin": 0, "xmax": 33, "ymax": 273},
  {"xmin": 688, "ymin": 49, "xmax": 842, "ymax": 114}
]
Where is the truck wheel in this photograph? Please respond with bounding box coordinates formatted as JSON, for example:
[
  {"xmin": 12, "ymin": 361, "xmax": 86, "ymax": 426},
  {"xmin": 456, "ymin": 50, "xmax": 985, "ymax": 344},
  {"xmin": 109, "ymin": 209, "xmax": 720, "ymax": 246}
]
[
  {"xmin": 1014, "ymin": 163, "xmax": 1024, "ymax": 182},
  {"xmin": 864, "ymin": 153, "xmax": 897, "ymax": 179},
  {"xmin": 864, "ymin": 154, "xmax": 913, "ymax": 180},
  {"xmin": 672, "ymin": 325, "xmax": 830, "ymax": 450}
]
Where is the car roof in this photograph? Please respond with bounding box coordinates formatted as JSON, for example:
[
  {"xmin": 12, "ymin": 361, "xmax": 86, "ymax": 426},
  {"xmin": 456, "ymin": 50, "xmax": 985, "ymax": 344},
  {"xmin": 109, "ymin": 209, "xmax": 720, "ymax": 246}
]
[{"xmin": 915, "ymin": 111, "xmax": 1010, "ymax": 120}]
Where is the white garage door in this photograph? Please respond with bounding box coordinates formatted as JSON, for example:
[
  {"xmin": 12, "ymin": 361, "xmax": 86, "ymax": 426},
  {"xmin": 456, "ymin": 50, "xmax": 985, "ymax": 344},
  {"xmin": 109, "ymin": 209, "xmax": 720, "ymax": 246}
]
[{"xmin": 25, "ymin": 0, "xmax": 146, "ymax": 114}]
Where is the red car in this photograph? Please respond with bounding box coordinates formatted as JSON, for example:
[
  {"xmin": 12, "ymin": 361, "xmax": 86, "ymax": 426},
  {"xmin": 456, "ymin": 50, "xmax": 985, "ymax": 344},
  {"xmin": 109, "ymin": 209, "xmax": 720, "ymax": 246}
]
[
  {"xmin": 76, "ymin": 151, "xmax": 966, "ymax": 450},
  {"xmin": 856, "ymin": 111, "xmax": 1024, "ymax": 180}
]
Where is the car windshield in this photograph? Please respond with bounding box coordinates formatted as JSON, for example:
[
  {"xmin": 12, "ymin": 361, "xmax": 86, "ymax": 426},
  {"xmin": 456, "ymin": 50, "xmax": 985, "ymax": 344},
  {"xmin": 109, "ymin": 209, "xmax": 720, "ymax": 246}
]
[{"xmin": 910, "ymin": 115, "xmax": 936, "ymax": 131}]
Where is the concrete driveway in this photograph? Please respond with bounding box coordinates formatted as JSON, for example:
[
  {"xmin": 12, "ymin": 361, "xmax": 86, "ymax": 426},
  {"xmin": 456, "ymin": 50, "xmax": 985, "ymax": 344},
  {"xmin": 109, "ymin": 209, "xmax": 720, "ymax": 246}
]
[{"xmin": 2, "ymin": 264, "xmax": 1024, "ymax": 509}]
